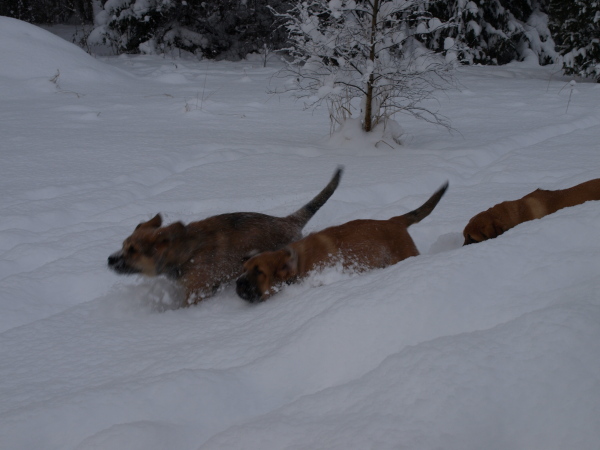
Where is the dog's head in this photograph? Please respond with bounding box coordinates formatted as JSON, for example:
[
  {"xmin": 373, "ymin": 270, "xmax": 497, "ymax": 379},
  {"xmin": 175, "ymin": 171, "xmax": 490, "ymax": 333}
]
[
  {"xmin": 463, "ymin": 211, "xmax": 508, "ymax": 245},
  {"xmin": 108, "ymin": 214, "xmax": 187, "ymax": 277},
  {"xmin": 236, "ymin": 247, "xmax": 298, "ymax": 303}
]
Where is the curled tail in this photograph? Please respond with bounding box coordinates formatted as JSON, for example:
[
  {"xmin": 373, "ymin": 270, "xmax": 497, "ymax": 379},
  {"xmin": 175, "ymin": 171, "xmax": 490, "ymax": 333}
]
[
  {"xmin": 287, "ymin": 166, "xmax": 343, "ymax": 227},
  {"xmin": 397, "ymin": 181, "xmax": 449, "ymax": 226}
]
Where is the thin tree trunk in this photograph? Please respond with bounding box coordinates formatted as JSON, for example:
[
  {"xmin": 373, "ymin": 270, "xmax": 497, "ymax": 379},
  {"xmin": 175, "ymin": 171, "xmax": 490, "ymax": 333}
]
[{"xmin": 363, "ymin": 0, "xmax": 379, "ymax": 132}]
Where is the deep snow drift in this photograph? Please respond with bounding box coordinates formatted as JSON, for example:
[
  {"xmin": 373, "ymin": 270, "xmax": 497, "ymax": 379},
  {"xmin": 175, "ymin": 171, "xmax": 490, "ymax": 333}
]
[{"xmin": 1, "ymin": 17, "xmax": 599, "ymax": 450}]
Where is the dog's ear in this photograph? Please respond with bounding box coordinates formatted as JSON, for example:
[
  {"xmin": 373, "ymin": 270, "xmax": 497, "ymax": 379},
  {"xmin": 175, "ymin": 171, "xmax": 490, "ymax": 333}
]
[
  {"xmin": 242, "ymin": 249, "xmax": 261, "ymax": 263},
  {"xmin": 153, "ymin": 222, "xmax": 186, "ymax": 275},
  {"xmin": 463, "ymin": 233, "xmax": 477, "ymax": 245},
  {"xmin": 276, "ymin": 247, "xmax": 298, "ymax": 279},
  {"xmin": 136, "ymin": 213, "xmax": 162, "ymax": 230},
  {"xmin": 156, "ymin": 221, "xmax": 186, "ymax": 242}
]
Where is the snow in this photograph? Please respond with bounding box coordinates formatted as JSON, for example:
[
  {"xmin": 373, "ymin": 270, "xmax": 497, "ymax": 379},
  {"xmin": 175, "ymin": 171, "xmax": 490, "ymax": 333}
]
[
  {"xmin": 468, "ymin": 19, "xmax": 482, "ymax": 37},
  {"xmin": 1, "ymin": 17, "xmax": 600, "ymax": 450},
  {"xmin": 466, "ymin": 1, "xmax": 478, "ymax": 15},
  {"xmin": 0, "ymin": 18, "xmax": 130, "ymax": 92},
  {"xmin": 444, "ymin": 36, "xmax": 455, "ymax": 50}
]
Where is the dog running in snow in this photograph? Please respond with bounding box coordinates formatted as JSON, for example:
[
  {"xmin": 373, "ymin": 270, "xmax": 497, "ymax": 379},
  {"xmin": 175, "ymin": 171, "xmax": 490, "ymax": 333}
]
[
  {"xmin": 463, "ymin": 178, "xmax": 600, "ymax": 245},
  {"xmin": 108, "ymin": 167, "xmax": 343, "ymax": 304},
  {"xmin": 236, "ymin": 182, "xmax": 448, "ymax": 302}
]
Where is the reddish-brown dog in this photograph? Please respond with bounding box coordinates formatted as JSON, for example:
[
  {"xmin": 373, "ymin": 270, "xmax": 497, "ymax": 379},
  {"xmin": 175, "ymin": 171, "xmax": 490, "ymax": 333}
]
[
  {"xmin": 108, "ymin": 167, "xmax": 342, "ymax": 304},
  {"xmin": 236, "ymin": 182, "xmax": 448, "ymax": 302},
  {"xmin": 463, "ymin": 178, "xmax": 600, "ymax": 245}
]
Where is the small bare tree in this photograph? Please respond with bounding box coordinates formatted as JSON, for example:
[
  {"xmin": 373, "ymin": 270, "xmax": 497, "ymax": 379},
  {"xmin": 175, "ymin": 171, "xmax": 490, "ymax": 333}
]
[{"xmin": 274, "ymin": 0, "xmax": 456, "ymax": 135}]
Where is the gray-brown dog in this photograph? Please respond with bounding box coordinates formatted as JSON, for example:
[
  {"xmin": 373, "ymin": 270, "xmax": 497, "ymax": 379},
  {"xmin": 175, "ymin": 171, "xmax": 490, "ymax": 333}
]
[
  {"xmin": 108, "ymin": 167, "xmax": 342, "ymax": 304},
  {"xmin": 463, "ymin": 178, "xmax": 600, "ymax": 245},
  {"xmin": 236, "ymin": 182, "xmax": 448, "ymax": 302}
]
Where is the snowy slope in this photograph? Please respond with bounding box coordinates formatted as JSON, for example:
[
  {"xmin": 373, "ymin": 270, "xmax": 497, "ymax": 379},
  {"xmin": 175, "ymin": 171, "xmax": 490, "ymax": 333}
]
[{"xmin": 1, "ymin": 18, "xmax": 599, "ymax": 450}]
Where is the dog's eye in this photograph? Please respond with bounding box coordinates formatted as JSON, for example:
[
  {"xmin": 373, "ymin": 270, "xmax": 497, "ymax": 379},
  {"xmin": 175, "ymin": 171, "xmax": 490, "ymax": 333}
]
[{"xmin": 127, "ymin": 246, "xmax": 137, "ymax": 255}]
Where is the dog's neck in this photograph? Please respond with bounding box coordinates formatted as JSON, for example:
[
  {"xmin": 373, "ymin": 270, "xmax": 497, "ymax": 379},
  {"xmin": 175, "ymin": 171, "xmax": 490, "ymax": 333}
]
[{"xmin": 160, "ymin": 233, "xmax": 206, "ymax": 279}]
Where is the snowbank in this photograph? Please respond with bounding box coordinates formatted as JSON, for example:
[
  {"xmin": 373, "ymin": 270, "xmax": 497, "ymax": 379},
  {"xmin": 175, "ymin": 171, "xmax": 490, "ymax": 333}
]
[{"xmin": 0, "ymin": 17, "xmax": 132, "ymax": 95}]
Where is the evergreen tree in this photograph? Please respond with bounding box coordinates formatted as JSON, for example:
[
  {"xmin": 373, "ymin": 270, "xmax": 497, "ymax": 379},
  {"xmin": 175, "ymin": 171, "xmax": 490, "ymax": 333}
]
[
  {"xmin": 424, "ymin": 0, "xmax": 556, "ymax": 65},
  {"xmin": 0, "ymin": 0, "xmax": 94, "ymax": 24},
  {"xmin": 88, "ymin": 0, "xmax": 290, "ymax": 59},
  {"xmin": 549, "ymin": 0, "xmax": 600, "ymax": 81}
]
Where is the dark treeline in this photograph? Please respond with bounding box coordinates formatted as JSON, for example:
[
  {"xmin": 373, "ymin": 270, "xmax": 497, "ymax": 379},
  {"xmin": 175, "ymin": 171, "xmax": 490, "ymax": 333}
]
[
  {"xmin": 1, "ymin": 0, "xmax": 94, "ymax": 24},
  {"xmin": 1, "ymin": 0, "xmax": 598, "ymax": 80}
]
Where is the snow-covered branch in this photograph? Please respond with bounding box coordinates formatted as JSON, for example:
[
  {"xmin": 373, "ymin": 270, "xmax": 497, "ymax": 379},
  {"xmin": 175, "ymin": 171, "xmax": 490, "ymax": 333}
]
[{"xmin": 272, "ymin": 0, "xmax": 456, "ymax": 135}]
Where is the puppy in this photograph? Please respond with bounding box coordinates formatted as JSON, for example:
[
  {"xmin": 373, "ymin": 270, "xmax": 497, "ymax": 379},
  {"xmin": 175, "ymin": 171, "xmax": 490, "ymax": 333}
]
[
  {"xmin": 108, "ymin": 167, "xmax": 343, "ymax": 304},
  {"xmin": 463, "ymin": 178, "xmax": 600, "ymax": 245},
  {"xmin": 236, "ymin": 182, "xmax": 448, "ymax": 302}
]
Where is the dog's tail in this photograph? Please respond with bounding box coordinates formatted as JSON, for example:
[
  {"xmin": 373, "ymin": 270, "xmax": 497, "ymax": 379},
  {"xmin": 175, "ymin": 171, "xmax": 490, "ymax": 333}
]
[
  {"xmin": 394, "ymin": 181, "xmax": 449, "ymax": 227},
  {"xmin": 287, "ymin": 166, "xmax": 343, "ymax": 227}
]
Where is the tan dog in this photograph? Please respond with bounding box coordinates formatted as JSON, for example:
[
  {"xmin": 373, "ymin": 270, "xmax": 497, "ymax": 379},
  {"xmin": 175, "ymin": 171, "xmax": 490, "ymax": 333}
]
[
  {"xmin": 463, "ymin": 178, "xmax": 600, "ymax": 245},
  {"xmin": 236, "ymin": 182, "xmax": 448, "ymax": 302},
  {"xmin": 108, "ymin": 167, "xmax": 342, "ymax": 304}
]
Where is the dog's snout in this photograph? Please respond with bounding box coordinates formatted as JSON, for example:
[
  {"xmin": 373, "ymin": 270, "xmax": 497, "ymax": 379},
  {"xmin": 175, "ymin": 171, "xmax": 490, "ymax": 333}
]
[
  {"xmin": 236, "ymin": 276, "xmax": 261, "ymax": 303},
  {"xmin": 107, "ymin": 251, "xmax": 139, "ymax": 275},
  {"xmin": 107, "ymin": 252, "xmax": 122, "ymax": 267},
  {"xmin": 108, "ymin": 252, "xmax": 123, "ymax": 269}
]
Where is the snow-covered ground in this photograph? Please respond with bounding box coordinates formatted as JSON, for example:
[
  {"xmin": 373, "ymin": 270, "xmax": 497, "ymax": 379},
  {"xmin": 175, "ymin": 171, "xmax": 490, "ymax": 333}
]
[{"xmin": 1, "ymin": 16, "xmax": 599, "ymax": 450}]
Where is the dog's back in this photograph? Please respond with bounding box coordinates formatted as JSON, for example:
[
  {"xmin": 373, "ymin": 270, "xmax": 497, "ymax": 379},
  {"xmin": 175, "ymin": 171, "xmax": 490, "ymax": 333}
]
[
  {"xmin": 519, "ymin": 178, "xmax": 600, "ymax": 223},
  {"xmin": 290, "ymin": 181, "xmax": 449, "ymax": 270},
  {"xmin": 543, "ymin": 178, "xmax": 600, "ymax": 212},
  {"xmin": 296, "ymin": 181, "xmax": 449, "ymax": 266},
  {"xmin": 186, "ymin": 166, "xmax": 344, "ymax": 261}
]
